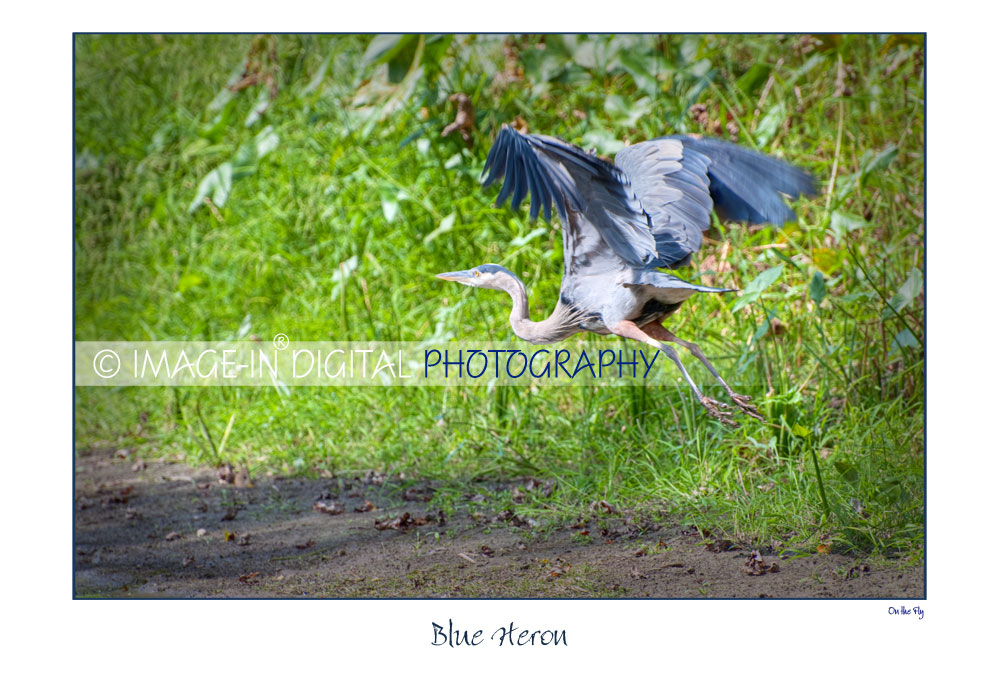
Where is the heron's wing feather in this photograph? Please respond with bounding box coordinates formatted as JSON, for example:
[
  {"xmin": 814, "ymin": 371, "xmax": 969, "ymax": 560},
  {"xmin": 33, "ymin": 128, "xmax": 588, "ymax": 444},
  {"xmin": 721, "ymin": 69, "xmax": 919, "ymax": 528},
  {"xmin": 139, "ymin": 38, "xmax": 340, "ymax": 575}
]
[
  {"xmin": 483, "ymin": 126, "xmax": 657, "ymax": 270},
  {"xmin": 664, "ymin": 135, "xmax": 815, "ymax": 227},
  {"xmin": 615, "ymin": 136, "xmax": 815, "ymax": 269},
  {"xmin": 625, "ymin": 269, "xmax": 734, "ymax": 294},
  {"xmin": 614, "ymin": 139, "xmax": 714, "ymax": 269}
]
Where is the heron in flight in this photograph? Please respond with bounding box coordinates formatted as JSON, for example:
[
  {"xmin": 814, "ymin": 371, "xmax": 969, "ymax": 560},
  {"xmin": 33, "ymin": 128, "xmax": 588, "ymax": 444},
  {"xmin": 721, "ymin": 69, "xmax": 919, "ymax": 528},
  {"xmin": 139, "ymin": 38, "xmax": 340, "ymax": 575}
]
[{"xmin": 437, "ymin": 125, "xmax": 814, "ymax": 425}]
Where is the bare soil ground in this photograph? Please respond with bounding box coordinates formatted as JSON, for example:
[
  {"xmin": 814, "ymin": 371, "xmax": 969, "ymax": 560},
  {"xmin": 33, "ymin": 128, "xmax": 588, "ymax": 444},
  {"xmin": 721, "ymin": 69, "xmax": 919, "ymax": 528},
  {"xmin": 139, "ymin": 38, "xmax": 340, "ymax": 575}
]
[{"xmin": 74, "ymin": 448, "xmax": 923, "ymax": 598}]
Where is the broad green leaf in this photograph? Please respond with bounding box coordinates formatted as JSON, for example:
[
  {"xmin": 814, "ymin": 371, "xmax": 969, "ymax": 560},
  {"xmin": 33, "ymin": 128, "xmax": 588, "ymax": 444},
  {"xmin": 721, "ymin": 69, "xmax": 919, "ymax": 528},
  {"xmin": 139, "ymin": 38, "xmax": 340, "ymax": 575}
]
[
  {"xmin": 737, "ymin": 63, "xmax": 771, "ymax": 95},
  {"xmin": 188, "ymin": 162, "xmax": 233, "ymax": 213},
  {"xmin": 745, "ymin": 265, "xmax": 784, "ymax": 294},
  {"xmin": 177, "ymin": 272, "xmax": 203, "ymax": 293},
  {"xmin": 731, "ymin": 265, "xmax": 783, "ymax": 312},
  {"xmin": 581, "ymin": 128, "xmax": 625, "ymax": 156},
  {"xmin": 679, "ymin": 36, "xmax": 702, "ymax": 64},
  {"xmin": 751, "ymin": 318, "xmax": 770, "ymax": 343},
  {"xmin": 568, "ymin": 36, "xmax": 598, "ymax": 69},
  {"xmin": 199, "ymin": 99, "xmax": 235, "ymax": 142},
  {"xmin": 890, "ymin": 329, "xmax": 920, "ymax": 355},
  {"xmin": 421, "ymin": 34, "xmax": 453, "ymax": 73},
  {"xmin": 387, "ymin": 37, "xmax": 419, "ymax": 83},
  {"xmin": 810, "ymin": 271, "xmax": 827, "ymax": 304},
  {"xmin": 244, "ymin": 88, "xmax": 271, "ymax": 127},
  {"xmin": 834, "ymin": 460, "xmax": 859, "ymax": 485},
  {"xmin": 839, "ymin": 291, "xmax": 875, "ymax": 303},
  {"xmin": 618, "ymin": 51, "xmax": 661, "ymax": 96},
  {"xmin": 510, "ymin": 227, "xmax": 547, "ymax": 247},
  {"xmin": 605, "ymin": 95, "xmax": 652, "ymax": 128},
  {"xmin": 830, "ymin": 210, "xmax": 867, "ymax": 240},
  {"xmin": 881, "ymin": 267, "xmax": 923, "ymax": 320},
  {"xmin": 860, "ymin": 145, "xmax": 898, "ymax": 186},
  {"xmin": 604, "ymin": 95, "xmax": 629, "ymax": 121},
  {"xmin": 423, "ymin": 212, "xmax": 456, "ymax": 245},
  {"xmin": 301, "ymin": 51, "xmax": 333, "ymax": 95},
  {"xmin": 254, "ymin": 125, "xmax": 279, "ymax": 157},
  {"xmin": 231, "ymin": 142, "xmax": 258, "ymax": 180},
  {"xmin": 188, "ymin": 127, "xmax": 277, "ymax": 213},
  {"xmin": 755, "ymin": 102, "xmax": 786, "ymax": 147},
  {"xmin": 362, "ymin": 34, "xmax": 417, "ymax": 66},
  {"xmin": 381, "ymin": 197, "xmax": 399, "ymax": 223}
]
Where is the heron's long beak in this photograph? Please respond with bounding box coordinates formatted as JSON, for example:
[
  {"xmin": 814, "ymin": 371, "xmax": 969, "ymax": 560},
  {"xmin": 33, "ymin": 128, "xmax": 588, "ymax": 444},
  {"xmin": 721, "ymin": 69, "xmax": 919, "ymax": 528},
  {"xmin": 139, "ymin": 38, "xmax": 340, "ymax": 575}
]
[{"xmin": 436, "ymin": 270, "xmax": 473, "ymax": 282}]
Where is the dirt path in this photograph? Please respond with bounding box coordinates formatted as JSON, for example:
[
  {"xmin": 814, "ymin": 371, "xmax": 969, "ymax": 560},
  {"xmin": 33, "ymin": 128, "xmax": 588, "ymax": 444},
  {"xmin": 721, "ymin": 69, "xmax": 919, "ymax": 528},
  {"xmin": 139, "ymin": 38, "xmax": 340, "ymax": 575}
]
[{"xmin": 74, "ymin": 448, "xmax": 923, "ymax": 598}]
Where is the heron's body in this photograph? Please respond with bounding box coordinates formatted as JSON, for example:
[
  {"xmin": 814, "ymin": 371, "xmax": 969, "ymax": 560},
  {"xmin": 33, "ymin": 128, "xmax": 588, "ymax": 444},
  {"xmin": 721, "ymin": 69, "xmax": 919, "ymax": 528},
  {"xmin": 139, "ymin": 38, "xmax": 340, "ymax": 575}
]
[{"xmin": 438, "ymin": 125, "xmax": 814, "ymax": 424}]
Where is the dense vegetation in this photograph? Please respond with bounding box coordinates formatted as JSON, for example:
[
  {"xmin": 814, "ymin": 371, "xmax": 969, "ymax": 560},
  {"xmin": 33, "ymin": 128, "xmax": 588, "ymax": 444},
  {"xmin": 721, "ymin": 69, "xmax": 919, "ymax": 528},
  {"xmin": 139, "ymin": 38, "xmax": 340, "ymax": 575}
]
[{"xmin": 75, "ymin": 34, "xmax": 924, "ymax": 559}]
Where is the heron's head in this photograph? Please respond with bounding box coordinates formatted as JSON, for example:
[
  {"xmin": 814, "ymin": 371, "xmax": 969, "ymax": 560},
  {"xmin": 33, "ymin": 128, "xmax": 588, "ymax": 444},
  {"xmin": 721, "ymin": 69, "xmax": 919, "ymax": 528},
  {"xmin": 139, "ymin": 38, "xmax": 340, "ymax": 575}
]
[{"xmin": 435, "ymin": 264, "xmax": 517, "ymax": 291}]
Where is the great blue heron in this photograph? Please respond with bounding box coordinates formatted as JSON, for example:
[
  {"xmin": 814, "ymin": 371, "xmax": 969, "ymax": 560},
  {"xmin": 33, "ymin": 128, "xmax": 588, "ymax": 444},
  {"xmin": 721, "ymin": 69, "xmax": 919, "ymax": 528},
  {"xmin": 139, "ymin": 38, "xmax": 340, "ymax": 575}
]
[{"xmin": 437, "ymin": 125, "xmax": 814, "ymax": 425}]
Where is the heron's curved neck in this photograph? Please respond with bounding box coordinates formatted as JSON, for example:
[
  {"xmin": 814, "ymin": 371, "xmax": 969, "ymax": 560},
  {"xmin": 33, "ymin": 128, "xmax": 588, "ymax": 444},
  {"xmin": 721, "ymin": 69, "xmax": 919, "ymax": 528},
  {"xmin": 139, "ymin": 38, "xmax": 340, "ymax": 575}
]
[{"xmin": 501, "ymin": 275, "xmax": 573, "ymax": 344}]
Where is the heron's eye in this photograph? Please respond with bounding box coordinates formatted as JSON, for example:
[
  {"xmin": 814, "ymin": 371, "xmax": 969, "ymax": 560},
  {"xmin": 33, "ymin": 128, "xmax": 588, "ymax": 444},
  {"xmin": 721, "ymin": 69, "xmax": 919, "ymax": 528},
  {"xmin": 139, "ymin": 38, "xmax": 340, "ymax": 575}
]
[{"xmin": 473, "ymin": 270, "xmax": 481, "ymax": 277}]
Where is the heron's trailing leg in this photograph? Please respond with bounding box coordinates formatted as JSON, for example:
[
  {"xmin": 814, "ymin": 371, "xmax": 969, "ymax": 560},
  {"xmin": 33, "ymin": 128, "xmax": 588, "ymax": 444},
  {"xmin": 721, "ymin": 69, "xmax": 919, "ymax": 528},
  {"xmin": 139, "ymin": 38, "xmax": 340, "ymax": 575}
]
[
  {"xmin": 642, "ymin": 323, "xmax": 764, "ymax": 422},
  {"xmin": 608, "ymin": 321, "xmax": 737, "ymax": 427}
]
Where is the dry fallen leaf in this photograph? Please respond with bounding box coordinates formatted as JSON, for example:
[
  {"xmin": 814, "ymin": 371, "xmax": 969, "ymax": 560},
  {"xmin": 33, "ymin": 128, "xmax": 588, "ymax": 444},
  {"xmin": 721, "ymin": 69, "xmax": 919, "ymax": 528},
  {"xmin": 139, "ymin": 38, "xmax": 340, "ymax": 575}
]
[
  {"xmin": 238, "ymin": 572, "xmax": 260, "ymax": 585},
  {"xmin": 402, "ymin": 486, "xmax": 435, "ymax": 502},
  {"xmin": 705, "ymin": 539, "xmax": 739, "ymax": 553},
  {"xmin": 743, "ymin": 551, "xmax": 780, "ymax": 576},
  {"xmin": 217, "ymin": 463, "xmax": 235, "ymax": 484},
  {"xmin": 234, "ymin": 467, "xmax": 253, "ymax": 488},
  {"xmin": 593, "ymin": 500, "xmax": 618, "ymax": 515},
  {"xmin": 441, "ymin": 93, "xmax": 476, "ymax": 146},
  {"xmin": 374, "ymin": 511, "xmax": 433, "ymax": 531},
  {"xmin": 510, "ymin": 115, "xmax": 529, "ymax": 134},
  {"xmin": 846, "ymin": 564, "xmax": 871, "ymax": 579},
  {"xmin": 313, "ymin": 501, "xmax": 345, "ymax": 515},
  {"xmin": 354, "ymin": 500, "xmax": 377, "ymax": 513},
  {"xmin": 165, "ymin": 531, "xmax": 182, "ymax": 541}
]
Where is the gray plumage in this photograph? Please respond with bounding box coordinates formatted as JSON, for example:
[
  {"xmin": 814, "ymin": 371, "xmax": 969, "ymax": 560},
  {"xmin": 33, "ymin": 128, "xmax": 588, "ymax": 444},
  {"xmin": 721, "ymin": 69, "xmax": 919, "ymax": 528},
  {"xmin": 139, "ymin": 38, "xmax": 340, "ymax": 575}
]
[{"xmin": 439, "ymin": 125, "xmax": 815, "ymax": 425}]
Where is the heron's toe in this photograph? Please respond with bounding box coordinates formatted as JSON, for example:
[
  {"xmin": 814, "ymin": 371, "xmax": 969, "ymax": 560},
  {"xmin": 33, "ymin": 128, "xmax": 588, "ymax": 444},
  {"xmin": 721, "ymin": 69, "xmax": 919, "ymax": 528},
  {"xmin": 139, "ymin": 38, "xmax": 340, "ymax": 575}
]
[
  {"xmin": 730, "ymin": 394, "xmax": 765, "ymax": 422},
  {"xmin": 700, "ymin": 396, "xmax": 737, "ymax": 427}
]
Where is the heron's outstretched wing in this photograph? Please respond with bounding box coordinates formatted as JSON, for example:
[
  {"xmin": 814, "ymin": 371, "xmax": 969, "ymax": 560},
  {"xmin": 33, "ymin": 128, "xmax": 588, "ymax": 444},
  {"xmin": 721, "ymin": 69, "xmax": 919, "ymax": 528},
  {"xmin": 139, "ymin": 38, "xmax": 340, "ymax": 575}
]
[
  {"xmin": 615, "ymin": 136, "xmax": 815, "ymax": 268},
  {"xmin": 614, "ymin": 139, "xmax": 713, "ymax": 269},
  {"xmin": 482, "ymin": 125, "xmax": 657, "ymax": 272},
  {"xmin": 665, "ymin": 135, "xmax": 816, "ymax": 226}
]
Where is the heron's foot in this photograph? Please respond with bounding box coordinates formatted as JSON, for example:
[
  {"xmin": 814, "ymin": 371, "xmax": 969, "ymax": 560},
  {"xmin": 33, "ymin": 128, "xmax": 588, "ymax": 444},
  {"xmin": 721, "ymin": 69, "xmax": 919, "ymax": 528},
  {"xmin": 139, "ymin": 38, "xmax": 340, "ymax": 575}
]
[
  {"xmin": 700, "ymin": 396, "xmax": 737, "ymax": 427},
  {"xmin": 727, "ymin": 392, "xmax": 765, "ymax": 422}
]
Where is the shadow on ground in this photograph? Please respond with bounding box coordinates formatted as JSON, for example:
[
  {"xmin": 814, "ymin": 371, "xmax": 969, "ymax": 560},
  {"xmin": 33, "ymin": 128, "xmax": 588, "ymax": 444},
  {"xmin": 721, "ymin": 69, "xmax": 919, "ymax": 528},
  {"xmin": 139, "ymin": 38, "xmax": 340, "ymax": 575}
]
[{"xmin": 74, "ymin": 448, "xmax": 923, "ymax": 598}]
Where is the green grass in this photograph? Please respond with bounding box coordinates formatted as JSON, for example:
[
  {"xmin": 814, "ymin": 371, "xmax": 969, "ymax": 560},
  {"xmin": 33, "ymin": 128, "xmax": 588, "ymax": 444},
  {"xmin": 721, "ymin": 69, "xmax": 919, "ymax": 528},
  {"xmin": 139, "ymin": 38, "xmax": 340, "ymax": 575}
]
[{"xmin": 74, "ymin": 34, "xmax": 924, "ymax": 560}]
